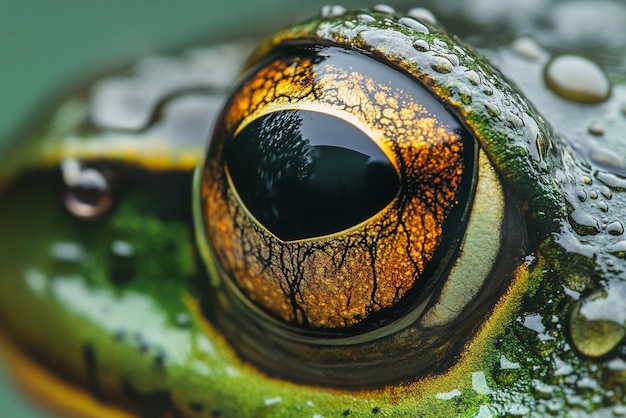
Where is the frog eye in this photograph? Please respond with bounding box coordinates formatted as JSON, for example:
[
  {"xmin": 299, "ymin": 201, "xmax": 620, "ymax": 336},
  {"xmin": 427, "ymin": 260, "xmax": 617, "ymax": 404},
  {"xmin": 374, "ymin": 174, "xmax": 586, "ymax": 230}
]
[{"xmin": 195, "ymin": 9, "xmax": 550, "ymax": 385}]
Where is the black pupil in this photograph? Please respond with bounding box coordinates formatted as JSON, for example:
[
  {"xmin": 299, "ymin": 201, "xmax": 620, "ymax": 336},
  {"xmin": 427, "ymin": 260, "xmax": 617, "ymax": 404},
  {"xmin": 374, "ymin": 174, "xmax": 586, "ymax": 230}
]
[{"xmin": 226, "ymin": 109, "xmax": 399, "ymax": 241}]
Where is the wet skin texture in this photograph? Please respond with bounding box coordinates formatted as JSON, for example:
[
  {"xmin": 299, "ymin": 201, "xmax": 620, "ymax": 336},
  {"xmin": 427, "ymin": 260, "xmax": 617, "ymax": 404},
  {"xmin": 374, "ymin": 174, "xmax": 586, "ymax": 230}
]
[{"xmin": 1, "ymin": 1, "xmax": 626, "ymax": 417}]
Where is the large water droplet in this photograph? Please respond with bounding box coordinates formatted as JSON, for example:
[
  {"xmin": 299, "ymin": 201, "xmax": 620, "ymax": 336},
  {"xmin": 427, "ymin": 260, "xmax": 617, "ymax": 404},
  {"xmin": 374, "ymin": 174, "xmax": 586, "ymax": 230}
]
[
  {"xmin": 544, "ymin": 54, "xmax": 611, "ymax": 103},
  {"xmin": 62, "ymin": 159, "xmax": 115, "ymax": 220},
  {"xmin": 569, "ymin": 284, "xmax": 626, "ymax": 358}
]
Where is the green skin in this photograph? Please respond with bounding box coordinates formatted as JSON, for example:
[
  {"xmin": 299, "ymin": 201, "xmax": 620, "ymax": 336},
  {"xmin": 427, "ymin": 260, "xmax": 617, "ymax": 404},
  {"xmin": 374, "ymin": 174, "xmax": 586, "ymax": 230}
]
[{"xmin": 1, "ymin": 2, "xmax": 626, "ymax": 417}]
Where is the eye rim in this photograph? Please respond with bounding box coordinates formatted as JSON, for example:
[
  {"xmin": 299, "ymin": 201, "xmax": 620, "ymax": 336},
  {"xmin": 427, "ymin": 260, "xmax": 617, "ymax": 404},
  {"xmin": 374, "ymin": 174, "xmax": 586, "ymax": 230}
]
[{"xmin": 194, "ymin": 8, "xmax": 554, "ymax": 387}]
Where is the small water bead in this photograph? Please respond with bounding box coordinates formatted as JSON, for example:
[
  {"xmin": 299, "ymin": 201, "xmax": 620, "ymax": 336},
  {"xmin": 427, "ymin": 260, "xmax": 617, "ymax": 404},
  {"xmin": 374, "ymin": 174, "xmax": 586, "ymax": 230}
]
[
  {"xmin": 357, "ymin": 13, "xmax": 376, "ymax": 23},
  {"xmin": 597, "ymin": 200, "xmax": 609, "ymax": 212},
  {"xmin": 465, "ymin": 70, "xmax": 481, "ymax": 86},
  {"xmin": 344, "ymin": 20, "xmax": 355, "ymax": 28},
  {"xmin": 577, "ymin": 190, "xmax": 587, "ymax": 202},
  {"xmin": 607, "ymin": 221, "xmax": 624, "ymax": 236},
  {"xmin": 430, "ymin": 56, "xmax": 453, "ymax": 74},
  {"xmin": 544, "ymin": 54, "xmax": 611, "ymax": 103},
  {"xmin": 372, "ymin": 4, "xmax": 395, "ymax": 15},
  {"xmin": 407, "ymin": 7, "xmax": 436, "ymax": 24},
  {"xmin": 588, "ymin": 122, "xmax": 605, "ymax": 136},
  {"xmin": 397, "ymin": 17, "xmax": 428, "ymax": 33},
  {"xmin": 510, "ymin": 36, "xmax": 545, "ymax": 61},
  {"xmin": 413, "ymin": 39, "xmax": 429, "ymax": 52},
  {"xmin": 62, "ymin": 159, "xmax": 115, "ymax": 220},
  {"xmin": 321, "ymin": 5, "xmax": 346, "ymax": 18}
]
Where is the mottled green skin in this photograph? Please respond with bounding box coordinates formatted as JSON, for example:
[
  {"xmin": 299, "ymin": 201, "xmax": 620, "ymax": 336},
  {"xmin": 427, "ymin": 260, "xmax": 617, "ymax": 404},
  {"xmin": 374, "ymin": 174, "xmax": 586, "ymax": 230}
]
[{"xmin": 0, "ymin": 3, "xmax": 625, "ymax": 418}]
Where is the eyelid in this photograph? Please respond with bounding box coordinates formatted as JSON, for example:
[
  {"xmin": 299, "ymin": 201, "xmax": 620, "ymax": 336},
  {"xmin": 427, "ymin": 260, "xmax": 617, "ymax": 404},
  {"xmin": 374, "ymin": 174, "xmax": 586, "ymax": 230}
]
[{"xmin": 421, "ymin": 149, "xmax": 505, "ymax": 327}]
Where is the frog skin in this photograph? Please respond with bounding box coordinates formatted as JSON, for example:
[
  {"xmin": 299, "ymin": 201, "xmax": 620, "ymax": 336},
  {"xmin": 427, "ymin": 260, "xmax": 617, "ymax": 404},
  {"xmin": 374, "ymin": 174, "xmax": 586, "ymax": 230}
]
[{"xmin": 1, "ymin": 1, "xmax": 625, "ymax": 417}]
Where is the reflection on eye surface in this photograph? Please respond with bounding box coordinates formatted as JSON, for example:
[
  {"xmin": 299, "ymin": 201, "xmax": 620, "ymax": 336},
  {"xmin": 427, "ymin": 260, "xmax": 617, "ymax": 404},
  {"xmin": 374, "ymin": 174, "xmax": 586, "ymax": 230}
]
[
  {"xmin": 226, "ymin": 109, "xmax": 401, "ymax": 241},
  {"xmin": 0, "ymin": 1, "xmax": 625, "ymax": 417}
]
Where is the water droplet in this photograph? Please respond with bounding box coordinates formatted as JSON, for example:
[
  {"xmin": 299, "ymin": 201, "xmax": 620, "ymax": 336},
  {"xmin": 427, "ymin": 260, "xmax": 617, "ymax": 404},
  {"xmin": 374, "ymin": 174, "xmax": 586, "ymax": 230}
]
[
  {"xmin": 598, "ymin": 200, "xmax": 609, "ymax": 212},
  {"xmin": 589, "ymin": 190, "xmax": 598, "ymax": 199},
  {"xmin": 358, "ymin": 13, "xmax": 376, "ymax": 23},
  {"xmin": 510, "ymin": 35, "xmax": 545, "ymax": 61},
  {"xmin": 407, "ymin": 7, "xmax": 437, "ymax": 24},
  {"xmin": 607, "ymin": 220, "xmax": 624, "ymax": 236},
  {"xmin": 465, "ymin": 70, "xmax": 481, "ymax": 86},
  {"xmin": 570, "ymin": 209, "xmax": 600, "ymax": 235},
  {"xmin": 445, "ymin": 54, "xmax": 460, "ymax": 66},
  {"xmin": 544, "ymin": 54, "xmax": 611, "ymax": 103},
  {"xmin": 577, "ymin": 190, "xmax": 587, "ymax": 202},
  {"xmin": 344, "ymin": 20, "xmax": 355, "ymax": 28},
  {"xmin": 413, "ymin": 39, "xmax": 429, "ymax": 52},
  {"xmin": 62, "ymin": 159, "xmax": 115, "ymax": 220},
  {"xmin": 397, "ymin": 17, "xmax": 428, "ymax": 33},
  {"xmin": 588, "ymin": 122, "xmax": 605, "ymax": 136},
  {"xmin": 372, "ymin": 4, "xmax": 395, "ymax": 14},
  {"xmin": 569, "ymin": 285, "xmax": 626, "ymax": 358},
  {"xmin": 321, "ymin": 5, "xmax": 346, "ymax": 18},
  {"xmin": 430, "ymin": 56, "xmax": 453, "ymax": 74}
]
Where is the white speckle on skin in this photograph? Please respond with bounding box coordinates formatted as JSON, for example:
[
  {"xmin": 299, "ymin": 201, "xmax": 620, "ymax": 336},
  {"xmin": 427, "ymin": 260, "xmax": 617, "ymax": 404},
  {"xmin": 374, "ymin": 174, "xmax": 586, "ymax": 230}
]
[
  {"xmin": 474, "ymin": 404, "xmax": 494, "ymax": 418},
  {"xmin": 24, "ymin": 269, "xmax": 47, "ymax": 295},
  {"xmin": 224, "ymin": 366, "xmax": 240, "ymax": 377},
  {"xmin": 264, "ymin": 396, "xmax": 282, "ymax": 406},
  {"xmin": 553, "ymin": 355, "xmax": 574, "ymax": 376},
  {"xmin": 472, "ymin": 371, "xmax": 492, "ymax": 395},
  {"xmin": 435, "ymin": 389, "xmax": 462, "ymax": 400},
  {"xmin": 499, "ymin": 355, "xmax": 521, "ymax": 370},
  {"xmin": 196, "ymin": 335, "xmax": 215, "ymax": 356},
  {"xmin": 111, "ymin": 240, "xmax": 134, "ymax": 257},
  {"xmin": 50, "ymin": 242, "xmax": 84, "ymax": 262}
]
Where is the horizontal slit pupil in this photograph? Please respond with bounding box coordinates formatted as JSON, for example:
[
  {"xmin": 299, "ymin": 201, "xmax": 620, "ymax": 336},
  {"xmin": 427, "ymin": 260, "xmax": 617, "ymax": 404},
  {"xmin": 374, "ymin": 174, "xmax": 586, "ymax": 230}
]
[{"xmin": 226, "ymin": 110, "xmax": 399, "ymax": 240}]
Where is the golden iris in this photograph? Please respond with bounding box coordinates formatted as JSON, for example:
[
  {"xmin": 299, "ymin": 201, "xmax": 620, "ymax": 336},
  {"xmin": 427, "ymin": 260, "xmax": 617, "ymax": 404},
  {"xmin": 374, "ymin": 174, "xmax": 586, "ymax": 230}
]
[{"xmin": 200, "ymin": 45, "xmax": 475, "ymax": 332}]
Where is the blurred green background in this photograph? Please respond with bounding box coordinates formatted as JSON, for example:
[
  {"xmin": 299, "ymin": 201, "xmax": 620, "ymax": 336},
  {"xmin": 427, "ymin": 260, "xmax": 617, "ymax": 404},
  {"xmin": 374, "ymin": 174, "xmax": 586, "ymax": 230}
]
[{"xmin": 0, "ymin": 1, "xmax": 376, "ymax": 416}]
